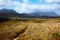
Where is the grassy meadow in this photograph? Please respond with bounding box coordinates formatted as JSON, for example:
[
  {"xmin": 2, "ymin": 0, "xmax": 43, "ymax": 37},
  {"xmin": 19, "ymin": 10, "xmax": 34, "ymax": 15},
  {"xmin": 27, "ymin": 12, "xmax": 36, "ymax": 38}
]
[{"xmin": 0, "ymin": 18, "xmax": 60, "ymax": 40}]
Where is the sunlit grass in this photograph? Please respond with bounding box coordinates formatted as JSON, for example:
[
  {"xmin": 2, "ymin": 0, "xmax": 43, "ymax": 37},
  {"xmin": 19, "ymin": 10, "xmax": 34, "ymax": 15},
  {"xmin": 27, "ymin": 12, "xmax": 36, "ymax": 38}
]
[{"xmin": 0, "ymin": 18, "xmax": 60, "ymax": 40}]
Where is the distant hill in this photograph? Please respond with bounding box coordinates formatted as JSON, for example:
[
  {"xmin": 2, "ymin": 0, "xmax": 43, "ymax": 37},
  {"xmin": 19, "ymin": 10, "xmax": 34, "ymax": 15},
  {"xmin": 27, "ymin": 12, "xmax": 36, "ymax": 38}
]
[
  {"xmin": 0, "ymin": 9, "xmax": 40, "ymax": 19},
  {"xmin": 0, "ymin": 9, "xmax": 60, "ymax": 19},
  {"xmin": 0, "ymin": 9, "xmax": 20, "ymax": 18},
  {"xmin": 31, "ymin": 11, "xmax": 60, "ymax": 18}
]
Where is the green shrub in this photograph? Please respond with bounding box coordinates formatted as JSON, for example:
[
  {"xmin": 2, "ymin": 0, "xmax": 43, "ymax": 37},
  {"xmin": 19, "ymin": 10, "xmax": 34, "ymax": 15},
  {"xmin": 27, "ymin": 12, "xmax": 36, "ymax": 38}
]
[{"xmin": 53, "ymin": 33, "xmax": 60, "ymax": 37}]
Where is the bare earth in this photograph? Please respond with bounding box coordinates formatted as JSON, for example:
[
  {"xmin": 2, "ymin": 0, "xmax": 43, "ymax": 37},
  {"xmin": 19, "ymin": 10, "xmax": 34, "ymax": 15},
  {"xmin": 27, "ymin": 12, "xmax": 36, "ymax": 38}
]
[{"xmin": 0, "ymin": 18, "xmax": 60, "ymax": 40}]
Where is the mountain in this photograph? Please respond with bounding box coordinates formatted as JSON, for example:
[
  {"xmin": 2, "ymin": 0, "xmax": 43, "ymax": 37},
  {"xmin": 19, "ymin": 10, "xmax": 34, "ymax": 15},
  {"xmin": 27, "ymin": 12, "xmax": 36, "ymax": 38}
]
[
  {"xmin": 31, "ymin": 11, "xmax": 60, "ymax": 18},
  {"xmin": 0, "ymin": 9, "xmax": 39, "ymax": 19},
  {"xmin": 0, "ymin": 9, "xmax": 20, "ymax": 18},
  {"xmin": 0, "ymin": 9, "xmax": 60, "ymax": 19}
]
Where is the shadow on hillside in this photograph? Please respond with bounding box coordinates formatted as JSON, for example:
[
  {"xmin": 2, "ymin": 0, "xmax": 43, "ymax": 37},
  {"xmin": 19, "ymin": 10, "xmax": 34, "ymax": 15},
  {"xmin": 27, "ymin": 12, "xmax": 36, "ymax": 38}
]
[{"xmin": 0, "ymin": 18, "xmax": 10, "ymax": 23}]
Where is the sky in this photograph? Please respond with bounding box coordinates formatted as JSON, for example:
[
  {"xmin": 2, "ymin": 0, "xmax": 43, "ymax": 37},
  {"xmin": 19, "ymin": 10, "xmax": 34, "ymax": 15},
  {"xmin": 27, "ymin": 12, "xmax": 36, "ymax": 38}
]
[{"xmin": 0, "ymin": 0, "xmax": 60, "ymax": 14}]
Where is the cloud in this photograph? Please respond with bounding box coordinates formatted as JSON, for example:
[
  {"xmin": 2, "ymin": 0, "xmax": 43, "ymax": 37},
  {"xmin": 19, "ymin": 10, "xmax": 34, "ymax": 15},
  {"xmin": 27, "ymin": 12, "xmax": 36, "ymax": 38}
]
[
  {"xmin": 14, "ymin": 3, "xmax": 60, "ymax": 13},
  {"xmin": 45, "ymin": 0, "xmax": 60, "ymax": 3},
  {"xmin": 0, "ymin": 0, "xmax": 7, "ymax": 5},
  {"xmin": 14, "ymin": 3, "xmax": 27, "ymax": 13},
  {"xmin": 23, "ymin": 0, "xmax": 29, "ymax": 3},
  {"xmin": 0, "ymin": 0, "xmax": 13, "ymax": 7},
  {"xmin": 0, "ymin": 0, "xmax": 60, "ymax": 14},
  {"xmin": 55, "ymin": 10, "xmax": 60, "ymax": 15}
]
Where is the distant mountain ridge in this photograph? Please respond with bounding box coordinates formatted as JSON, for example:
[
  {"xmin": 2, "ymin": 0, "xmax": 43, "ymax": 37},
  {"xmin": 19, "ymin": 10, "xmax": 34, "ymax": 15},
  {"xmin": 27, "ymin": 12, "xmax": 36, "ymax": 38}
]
[
  {"xmin": 31, "ymin": 11, "xmax": 59, "ymax": 17},
  {"xmin": 0, "ymin": 9, "xmax": 39, "ymax": 18},
  {"xmin": 0, "ymin": 9, "xmax": 60, "ymax": 19}
]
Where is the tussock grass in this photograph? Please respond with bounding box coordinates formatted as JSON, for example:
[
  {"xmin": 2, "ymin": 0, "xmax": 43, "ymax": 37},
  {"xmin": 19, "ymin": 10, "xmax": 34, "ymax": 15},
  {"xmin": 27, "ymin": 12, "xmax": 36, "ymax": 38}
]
[{"xmin": 0, "ymin": 18, "xmax": 60, "ymax": 40}]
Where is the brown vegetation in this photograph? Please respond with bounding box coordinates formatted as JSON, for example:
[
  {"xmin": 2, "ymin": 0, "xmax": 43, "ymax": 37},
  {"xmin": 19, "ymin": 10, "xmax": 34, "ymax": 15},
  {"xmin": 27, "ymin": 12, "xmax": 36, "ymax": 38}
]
[{"xmin": 0, "ymin": 18, "xmax": 60, "ymax": 40}]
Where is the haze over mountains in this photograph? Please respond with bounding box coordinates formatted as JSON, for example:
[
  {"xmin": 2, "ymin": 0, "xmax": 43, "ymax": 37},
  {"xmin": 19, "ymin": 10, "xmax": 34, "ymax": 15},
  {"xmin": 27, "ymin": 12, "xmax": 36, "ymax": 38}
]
[{"xmin": 0, "ymin": 9, "xmax": 60, "ymax": 19}]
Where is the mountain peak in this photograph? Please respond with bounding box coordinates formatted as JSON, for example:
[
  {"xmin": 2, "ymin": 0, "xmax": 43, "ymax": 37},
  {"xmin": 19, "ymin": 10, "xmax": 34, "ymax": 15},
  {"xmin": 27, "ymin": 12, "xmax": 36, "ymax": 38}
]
[
  {"xmin": 0, "ymin": 9, "xmax": 16, "ymax": 12},
  {"xmin": 0, "ymin": 9, "xmax": 17, "ymax": 13},
  {"xmin": 0, "ymin": 9, "xmax": 13, "ymax": 11}
]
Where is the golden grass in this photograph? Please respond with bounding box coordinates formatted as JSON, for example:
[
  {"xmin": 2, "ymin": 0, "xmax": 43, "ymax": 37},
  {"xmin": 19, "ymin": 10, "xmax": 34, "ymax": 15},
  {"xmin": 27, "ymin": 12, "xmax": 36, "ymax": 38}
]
[{"xmin": 0, "ymin": 18, "xmax": 60, "ymax": 40}]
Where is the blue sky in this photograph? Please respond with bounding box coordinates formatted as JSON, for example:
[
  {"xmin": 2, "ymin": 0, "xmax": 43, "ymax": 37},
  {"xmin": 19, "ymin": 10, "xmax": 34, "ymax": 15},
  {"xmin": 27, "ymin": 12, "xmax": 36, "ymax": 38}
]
[{"xmin": 0, "ymin": 0, "xmax": 60, "ymax": 14}]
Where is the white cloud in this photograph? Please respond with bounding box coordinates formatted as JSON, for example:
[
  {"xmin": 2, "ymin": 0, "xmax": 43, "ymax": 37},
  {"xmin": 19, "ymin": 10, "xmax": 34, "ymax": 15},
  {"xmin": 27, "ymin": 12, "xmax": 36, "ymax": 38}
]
[
  {"xmin": 0, "ymin": 0, "xmax": 60, "ymax": 13},
  {"xmin": 14, "ymin": 3, "xmax": 27, "ymax": 13},
  {"xmin": 45, "ymin": 0, "xmax": 60, "ymax": 3},
  {"xmin": 41, "ymin": 4, "xmax": 58, "ymax": 10},
  {"xmin": 0, "ymin": 0, "xmax": 13, "ymax": 6},
  {"xmin": 12, "ymin": 0, "xmax": 60, "ymax": 13},
  {"xmin": 23, "ymin": 0, "xmax": 29, "ymax": 3},
  {"xmin": 14, "ymin": 3, "xmax": 59, "ymax": 13},
  {"xmin": 0, "ymin": 0, "xmax": 7, "ymax": 5},
  {"xmin": 55, "ymin": 10, "xmax": 60, "ymax": 15}
]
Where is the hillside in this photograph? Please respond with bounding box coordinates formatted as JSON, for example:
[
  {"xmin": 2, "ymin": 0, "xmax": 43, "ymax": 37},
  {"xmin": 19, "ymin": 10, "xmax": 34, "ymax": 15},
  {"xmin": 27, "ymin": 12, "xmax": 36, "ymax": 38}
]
[{"xmin": 0, "ymin": 9, "xmax": 60, "ymax": 19}]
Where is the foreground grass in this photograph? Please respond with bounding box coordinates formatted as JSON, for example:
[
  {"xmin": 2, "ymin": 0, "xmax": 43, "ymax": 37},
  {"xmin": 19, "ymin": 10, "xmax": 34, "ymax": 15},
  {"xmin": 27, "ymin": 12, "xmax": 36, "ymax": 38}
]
[{"xmin": 0, "ymin": 18, "xmax": 60, "ymax": 40}]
